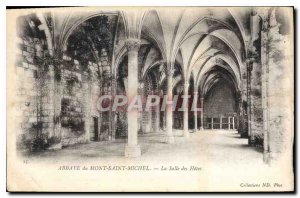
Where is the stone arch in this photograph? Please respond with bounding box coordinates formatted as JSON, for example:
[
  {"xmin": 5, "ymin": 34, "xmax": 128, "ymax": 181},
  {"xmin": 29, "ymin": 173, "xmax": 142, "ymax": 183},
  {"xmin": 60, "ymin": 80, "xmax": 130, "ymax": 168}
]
[
  {"xmin": 186, "ymin": 34, "xmax": 243, "ymax": 78},
  {"xmin": 36, "ymin": 13, "xmax": 54, "ymax": 56},
  {"xmin": 195, "ymin": 54, "xmax": 242, "ymax": 92},
  {"xmin": 201, "ymin": 66, "xmax": 239, "ymax": 97},
  {"xmin": 60, "ymin": 11, "xmax": 119, "ymax": 54},
  {"xmin": 173, "ymin": 16, "xmax": 247, "ymax": 69}
]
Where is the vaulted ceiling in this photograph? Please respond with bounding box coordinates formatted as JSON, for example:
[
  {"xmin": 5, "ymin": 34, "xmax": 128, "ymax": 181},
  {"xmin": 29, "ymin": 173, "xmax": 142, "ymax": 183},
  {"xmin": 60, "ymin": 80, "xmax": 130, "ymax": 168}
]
[{"xmin": 21, "ymin": 7, "xmax": 254, "ymax": 97}]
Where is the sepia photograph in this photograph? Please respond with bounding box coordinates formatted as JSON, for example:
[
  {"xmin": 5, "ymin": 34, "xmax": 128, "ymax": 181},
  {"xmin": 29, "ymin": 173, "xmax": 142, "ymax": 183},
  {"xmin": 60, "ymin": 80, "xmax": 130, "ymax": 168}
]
[{"xmin": 6, "ymin": 6, "xmax": 294, "ymax": 192}]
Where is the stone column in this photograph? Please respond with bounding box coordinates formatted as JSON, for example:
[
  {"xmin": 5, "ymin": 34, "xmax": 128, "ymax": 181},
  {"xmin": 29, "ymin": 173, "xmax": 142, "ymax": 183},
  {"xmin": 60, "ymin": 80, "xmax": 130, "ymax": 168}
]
[
  {"xmin": 83, "ymin": 72, "xmax": 91, "ymax": 142},
  {"xmin": 183, "ymin": 82, "xmax": 189, "ymax": 138},
  {"xmin": 155, "ymin": 93, "xmax": 160, "ymax": 133},
  {"xmin": 246, "ymin": 61, "xmax": 253, "ymax": 144},
  {"xmin": 159, "ymin": 90, "xmax": 164, "ymax": 132},
  {"xmin": 233, "ymin": 117, "xmax": 235, "ymax": 130},
  {"xmin": 211, "ymin": 117, "xmax": 214, "ymax": 129},
  {"xmin": 228, "ymin": 117, "xmax": 231, "ymax": 130},
  {"xmin": 146, "ymin": 91, "xmax": 152, "ymax": 133},
  {"xmin": 48, "ymin": 65, "xmax": 56, "ymax": 138},
  {"xmin": 55, "ymin": 71, "xmax": 63, "ymax": 145},
  {"xmin": 200, "ymin": 97, "xmax": 204, "ymax": 130},
  {"xmin": 124, "ymin": 39, "xmax": 141, "ymax": 157},
  {"xmin": 193, "ymin": 91, "xmax": 198, "ymax": 132},
  {"xmin": 147, "ymin": 108, "xmax": 152, "ymax": 133},
  {"xmin": 260, "ymin": 13, "xmax": 270, "ymax": 162},
  {"xmin": 220, "ymin": 115, "xmax": 222, "ymax": 129},
  {"xmin": 111, "ymin": 78, "xmax": 116, "ymax": 141},
  {"xmin": 48, "ymin": 65, "xmax": 62, "ymax": 150},
  {"xmin": 162, "ymin": 111, "xmax": 166, "ymax": 131},
  {"xmin": 165, "ymin": 66, "xmax": 175, "ymax": 143}
]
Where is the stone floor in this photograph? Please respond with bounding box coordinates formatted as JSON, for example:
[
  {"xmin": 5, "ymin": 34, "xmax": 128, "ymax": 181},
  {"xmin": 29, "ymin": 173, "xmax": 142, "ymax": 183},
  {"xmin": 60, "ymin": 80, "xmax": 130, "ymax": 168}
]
[
  {"xmin": 18, "ymin": 130, "xmax": 291, "ymax": 192},
  {"xmin": 23, "ymin": 129, "xmax": 263, "ymax": 165}
]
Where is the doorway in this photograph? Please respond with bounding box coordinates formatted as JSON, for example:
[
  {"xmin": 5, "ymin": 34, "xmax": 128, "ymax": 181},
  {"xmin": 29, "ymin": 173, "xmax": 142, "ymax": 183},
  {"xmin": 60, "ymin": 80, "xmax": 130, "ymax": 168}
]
[{"xmin": 90, "ymin": 117, "xmax": 99, "ymax": 141}]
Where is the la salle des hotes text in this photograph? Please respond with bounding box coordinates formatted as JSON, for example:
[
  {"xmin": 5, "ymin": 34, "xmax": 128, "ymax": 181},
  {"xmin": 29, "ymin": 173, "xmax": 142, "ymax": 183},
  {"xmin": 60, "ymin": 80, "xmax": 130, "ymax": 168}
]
[{"xmin": 58, "ymin": 165, "xmax": 202, "ymax": 171}]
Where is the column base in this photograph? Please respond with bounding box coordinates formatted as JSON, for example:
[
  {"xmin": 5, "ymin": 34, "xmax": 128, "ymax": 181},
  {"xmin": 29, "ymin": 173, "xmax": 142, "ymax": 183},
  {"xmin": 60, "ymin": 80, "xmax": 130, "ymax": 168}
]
[
  {"xmin": 48, "ymin": 142, "xmax": 62, "ymax": 151},
  {"xmin": 200, "ymin": 127, "xmax": 204, "ymax": 130},
  {"xmin": 110, "ymin": 136, "xmax": 116, "ymax": 141},
  {"xmin": 154, "ymin": 127, "xmax": 160, "ymax": 133},
  {"xmin": 166, "ymin": 135, "xmax": 175, "ymax": 144},
  {"xmin": 183, "ymin": 130, "xmax": 190, "ymax": 138},
  {"xmin": 125, "ymin": 145, "xmax": 141, "ymax": 157},
  {"xmin": 263, "ymin": 151, "xmax": 270, "ymax": 164},
  {"xmin": 248, "ymin": 137, "xmax": 255, "ymax": 146},
  {"xmin": 240, "ymin": 132, "xmax": 248, "ymax": 138}
]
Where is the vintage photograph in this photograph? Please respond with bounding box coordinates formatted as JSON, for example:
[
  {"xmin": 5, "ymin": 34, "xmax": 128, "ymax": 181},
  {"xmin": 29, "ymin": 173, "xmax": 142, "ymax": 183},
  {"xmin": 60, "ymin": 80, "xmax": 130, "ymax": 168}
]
[{"xmin": 6, "ymin": 6, "xmax": 294, "ymax": 192}]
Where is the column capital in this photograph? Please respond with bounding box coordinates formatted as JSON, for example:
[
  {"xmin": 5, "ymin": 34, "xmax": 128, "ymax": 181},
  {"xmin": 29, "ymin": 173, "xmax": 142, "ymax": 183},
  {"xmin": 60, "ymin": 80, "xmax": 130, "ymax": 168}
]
[
  {"xmin": 48, "ymin": 65, "xmax": 55, "ymax": 75},
  {"xmin": 125, "ymin": 38, "xmax": 141, "ymax": 52},
  {"xmin": 158, "ymin": 60, "xmax": 166, "ymax": 65},
  {"xmin": 111, "ymin": 77, "xmax": 116, "ymax": 85},
  {"xmin": 184, "ymin": 82, "xmax": 190, "ymax": 93},
  {"xmin": 166, "ymin": 66, "xmax": 174, "ymax": 76}
]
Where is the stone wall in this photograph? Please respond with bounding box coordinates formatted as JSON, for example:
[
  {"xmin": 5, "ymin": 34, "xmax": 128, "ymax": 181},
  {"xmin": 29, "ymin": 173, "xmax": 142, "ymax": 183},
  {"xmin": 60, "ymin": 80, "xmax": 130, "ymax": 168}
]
[
  {"xmin": 16, "ymin": 37, "xmax": 56, "ymax": 151},
  {"xmin": 60, "ymin": 68, "xmax": 87, "ymax": 146},
  {"xmin": 15, "ymin": 36, "xmax": 113, "ymax": 150},
  {"xmin": 204, "ymin": 81, "xmax": 237, "ymax": 116},
  {"xmin": 250, "ymin": 60, "xmax": 263, "ymax": 145},
  {"xmin": 203, "ymin": 81, "xmax": 238, "ymax": 129},
  {"xmin": 262, "ymin": 10, "xmax": 294, "ymax": 159}
]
